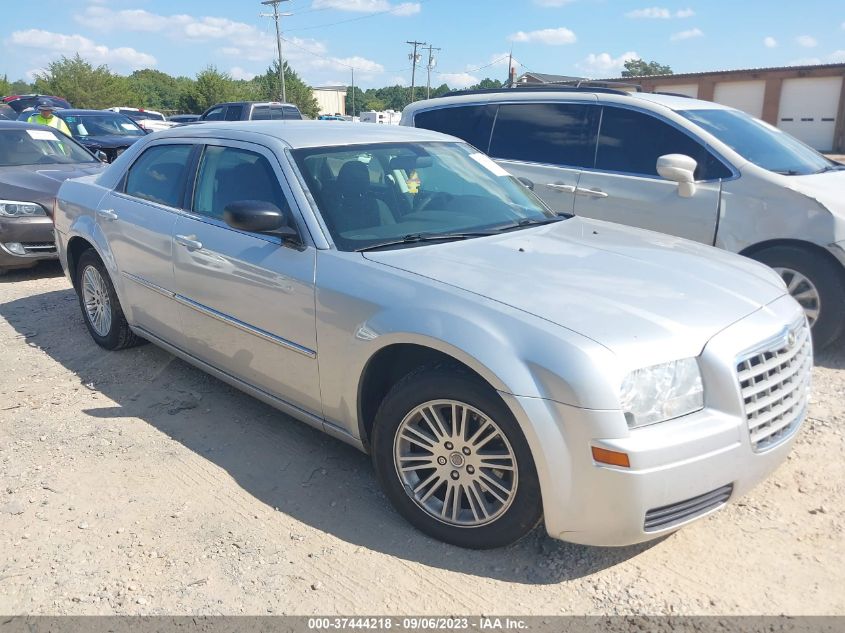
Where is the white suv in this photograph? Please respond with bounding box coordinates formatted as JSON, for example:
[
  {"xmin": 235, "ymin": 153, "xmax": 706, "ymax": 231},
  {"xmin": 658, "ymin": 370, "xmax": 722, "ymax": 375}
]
[
  {"xmin": 106, "ymin": 107, "xmax": 177, "ymax": 133},
  {"xmin": 402, "ymin": 87, "xmax": 845, "ymax": 348}
]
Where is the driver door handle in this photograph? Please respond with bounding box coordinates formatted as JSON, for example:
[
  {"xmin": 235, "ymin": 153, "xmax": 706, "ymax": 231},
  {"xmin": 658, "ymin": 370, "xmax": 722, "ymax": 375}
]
[
  {"xmin": 97, "ymin": 208, "xmax": 118, "ymax": 221},
  {"xmin": 175, "ymin": 234, "xmax": 203, "ymax": 250},
  {"xmin": 575, "ymin": 187, "xmax": 609, "ymax": 198},
  {"xmin": 545, "ymin": 183, "xmax": 576, "ymax": 193}
]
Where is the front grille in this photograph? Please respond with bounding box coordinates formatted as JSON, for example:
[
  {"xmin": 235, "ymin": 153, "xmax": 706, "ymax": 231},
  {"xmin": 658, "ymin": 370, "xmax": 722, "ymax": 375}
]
[
  {"xmin": 736, "ymin": 319, "xmax": 812, "ymax": 452},
  {"xmin": 22, "ymin": 242, "xmax": 56, "ymax": 253},
  {"xmin": 644, "ymin": 484, "xmax": 733, "ymax": 531}
]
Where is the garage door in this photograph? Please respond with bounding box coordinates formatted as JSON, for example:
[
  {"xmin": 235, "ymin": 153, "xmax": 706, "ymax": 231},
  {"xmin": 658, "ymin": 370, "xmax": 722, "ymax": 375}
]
[
  {"xmin": 713, "ymin": 80, "xmax": 766, "ymax": 118},
  {"xmin": 778, "ymin": 77, "xmax": 842, "ymax": 152}
]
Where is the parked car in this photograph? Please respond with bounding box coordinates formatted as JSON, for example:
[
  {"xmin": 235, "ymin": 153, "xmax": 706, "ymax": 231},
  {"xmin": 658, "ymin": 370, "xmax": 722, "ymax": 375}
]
[
  {"xmin": 167, "ymin": 114, "xmax": 200, "ymax": 124},
  {"xmin": 0, "ymin": 121, "xmax": 104, "ymax": 274},
  {"xmin": 0, "ymin": 105, "xmax": 16, "ymax": 121},
  {"xmin": 55, "ymin": 121, "xmax": 810, "ymax": 549},
  {"xmin": 2, "ymin": 94, "xmax": 71, "ymax": 113},
  {"xmin": 53, "ymin": 109, "xmax": 146, "ymax": 162},
  {"xmin": 402, "ymin": 87, "xmax": 845, "ymax": 349},
  {"xmin": 198, "ymin": 101, "xmax": 302, "ymax": 122},
  {"xmin": 105, "ymin": 107, "xmax": 177, "ymax": 133}
]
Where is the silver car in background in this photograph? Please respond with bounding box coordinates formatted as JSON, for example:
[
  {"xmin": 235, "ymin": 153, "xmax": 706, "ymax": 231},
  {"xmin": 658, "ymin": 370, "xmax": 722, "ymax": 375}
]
[{"xmin": 54, "ymin": 122, "xmax": 810, "ymax": 549}]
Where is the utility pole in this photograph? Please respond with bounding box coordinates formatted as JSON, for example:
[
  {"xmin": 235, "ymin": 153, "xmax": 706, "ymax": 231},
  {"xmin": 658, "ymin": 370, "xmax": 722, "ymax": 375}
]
[
  {"xmin": 350, "ymin": 67, "xmax": 355, "ymax": 119},
  {"xmin": 260, "ymin": 0, "xmax": 291, "ymax": 103},
  {"xmin": 406, "ymin": 40, "xmax": 426, "ymax": 103},
  {"xmin": 423, "ymin": 44, "xmax": 441, "ymax": 99}
]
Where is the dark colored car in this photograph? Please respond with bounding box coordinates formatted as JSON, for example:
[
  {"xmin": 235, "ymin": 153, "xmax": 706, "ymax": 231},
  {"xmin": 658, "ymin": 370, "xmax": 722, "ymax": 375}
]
[
  {"xmin": 167, "ymin": 114, "xmax": 200, "ymax": 124},
  {"xmin": 2, "ymin": 95, "xmax": 72, "ymax": 113},
  {"xmin": 198, "ymin": 101, "xmax": 302, "ymax": 122},
  {"xmin": 0, "ymin": 105, "xmax": 16, "ymax": 121},
  {"xmin": 0, "ymin": 121, "xmax": 105, "ymax": 274},
  {"xmin": 54, "ymin": 110, "xmax": 146, "ymax": 162}
]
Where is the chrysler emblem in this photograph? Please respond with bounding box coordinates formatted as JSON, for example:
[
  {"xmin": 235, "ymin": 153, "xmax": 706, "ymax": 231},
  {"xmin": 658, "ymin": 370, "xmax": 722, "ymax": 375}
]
[{"xmin": 787, "ymin": 331, "xmax": 797, "ymax": 348}]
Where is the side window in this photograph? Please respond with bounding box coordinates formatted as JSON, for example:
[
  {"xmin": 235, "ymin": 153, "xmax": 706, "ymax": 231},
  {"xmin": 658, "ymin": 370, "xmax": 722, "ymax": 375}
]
[
  {"xmin": 252, "ymin": 106, "xmax": 271, "ymax": 121},
  {"xmin": 489, "ymin": 103, "xmax": 599, "ymax": 168},
  {"xmin": 224, "ymin": 105, "xmax": 243, "ymax": 121},
  {"xmin": 203, "ymin": 106, "xmax": 226, "ymax": 121},
  {"xmin": 282, "ymin": 106, "xmax": 302, "ymax": 120},
  {"xmin": 192, "ymin": 146, "xmax": 289, "ymax": 222},
  {"xmin": 124, "ymin": 144, "xmax": 192, "ymax": 208},
  {"xmin": 414, "ymin": 105, "xmax": 496, "ymax": 152},
  {"xmin": 596, "ymin": 107, "xmax": 731, "ymax": 180}
]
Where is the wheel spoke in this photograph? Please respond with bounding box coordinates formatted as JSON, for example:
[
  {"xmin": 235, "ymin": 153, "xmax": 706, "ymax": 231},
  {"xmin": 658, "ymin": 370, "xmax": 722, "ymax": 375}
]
[
  {"xmin": 466, "ymin": 419, "xmax": 491, "ymax": 446},
  {"xmin": 400, "ymin": 426, "xmax": 436, "ymax": 450},
  {"xmin": 479, "ymin": 456, "xmax": 515, "ymax": 471}
]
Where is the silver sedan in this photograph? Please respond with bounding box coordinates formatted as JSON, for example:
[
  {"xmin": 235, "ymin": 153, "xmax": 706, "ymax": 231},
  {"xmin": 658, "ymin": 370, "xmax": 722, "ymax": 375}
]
[{"xmin": 54, "ymin": 121, "xmax": 811, "ymax": 549}]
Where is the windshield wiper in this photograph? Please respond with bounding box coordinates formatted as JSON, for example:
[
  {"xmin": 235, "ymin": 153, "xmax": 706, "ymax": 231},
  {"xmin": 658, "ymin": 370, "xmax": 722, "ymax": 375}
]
[
  {"xmin": 496, "ymin": 215, "xmax": 569, "ymax": 232},
  {"xmin": 815, "ymin": 164, "xmax": 845, "ymax": 174},
  {"xmin": 356, "ymin": 231, "xmax": 493, "ymax": 252}
]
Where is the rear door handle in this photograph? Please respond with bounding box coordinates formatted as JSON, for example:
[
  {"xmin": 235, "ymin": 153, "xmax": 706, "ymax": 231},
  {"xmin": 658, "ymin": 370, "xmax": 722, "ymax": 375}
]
[
  {"xmin": 575, "ymin": 187, "xmax": 609, "ymax": 198},
  {"xmin": 545, "ymin": 183, "xmax": 576, "ymax": 193},
  {"xmin": 175, "ymin": 234, "xmax": 203, "ymax": 250},
  {"xmin": 97, "ymin": 208, "xmax": 118, "ymax": 221}
]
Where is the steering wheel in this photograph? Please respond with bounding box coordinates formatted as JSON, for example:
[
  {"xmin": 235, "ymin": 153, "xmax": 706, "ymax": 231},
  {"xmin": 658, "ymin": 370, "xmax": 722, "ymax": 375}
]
[{"xmin": 413, "ymin": 191, "xmax": 454, "ymax": 213}]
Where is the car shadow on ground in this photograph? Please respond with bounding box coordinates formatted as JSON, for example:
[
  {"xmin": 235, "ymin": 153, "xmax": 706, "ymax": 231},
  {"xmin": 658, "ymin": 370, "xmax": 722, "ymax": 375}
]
[
  {"xmin": 0, "ymin": 286, "xmax": 671, "ymax": 584},
  {"xmin": 0, "ymin": 260, "xmax": 64, "ymax": 283},
  {"xmin": 815, "ymin": 337, "xmax": 845, "ymax": 369}
]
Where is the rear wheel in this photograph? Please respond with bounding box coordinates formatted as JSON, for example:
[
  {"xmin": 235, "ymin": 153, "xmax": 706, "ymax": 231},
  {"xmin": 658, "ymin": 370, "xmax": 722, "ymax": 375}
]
[
  {"xmin": 75, "ymin": 249, "xmax": 143, "ymax": 350},
  {"xmin": 371, "ymin": 365, "xmax": 542, "ymax": 549},
  {"xmin": 752, "ymin": 245, "xmax": 845, "ymax": 349}
]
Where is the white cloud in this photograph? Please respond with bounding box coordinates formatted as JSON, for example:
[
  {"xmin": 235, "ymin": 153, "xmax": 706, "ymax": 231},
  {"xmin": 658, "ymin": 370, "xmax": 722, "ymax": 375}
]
[
  {"xmin": 764, "ymin": 36, "xmax": 778, "ymax": 48},
  {"xmin": 534, "ymin": 0, "xmax": 576, "ymax": 6},
  {"xmin": 675, "ymin": 8, "xmax": 695, "ymax": 18},
  {"xmin": 670, "ymin": 28, "xmax": 703, "ymax": 41},
  {"xmin": 8, "ymin": 29, "xmax": 156, "ymax": 70},
  {"xmin": 310, "ymin": 0, "xmax": 420, "ymax": 14},
  {"xmin": 229, "ymin": 67, "xmax": 257, "ymax": 81},
  {"xmin": 626, "ymin": 7, "xmax": 694, "ymax": 18},
  {"xmin": 796, "ymin": 35, "xmax": 818, "ymax": 48},
  {"xmin": 508, "ymin": 27, "xmax": 577, "ymax": 45},
  {"xmin": 576, "ymin": 51, "xmax": 639, "ymax": 75},
  {"xmin": 437, "ymin": 72, "xmax": 480, "ymax": 88},
  {"xmin": 829, "ymin": 50, "xmax": 845, "ymax": 62}
]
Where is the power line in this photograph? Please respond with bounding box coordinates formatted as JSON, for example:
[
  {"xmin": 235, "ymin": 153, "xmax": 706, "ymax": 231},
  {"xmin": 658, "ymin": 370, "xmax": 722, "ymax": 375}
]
[
  {"xmin": 260, "ymin": 0, "xmax": 292, "ymax": 102},
  {"xmin": 422, "ymin": 44, "xmax": 441, "ymax": 99},
  {"xmin": 406, "ymin": 40, "xmax": 426, "ymax": 103}
]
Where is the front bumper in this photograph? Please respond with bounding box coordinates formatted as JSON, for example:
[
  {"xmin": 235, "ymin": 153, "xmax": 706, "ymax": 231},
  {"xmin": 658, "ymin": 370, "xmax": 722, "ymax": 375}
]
[
  {"xmin": 503, "ymin": 293, "xmax": 808, "ymax": 547},
  {"xmin": 0, "ymin": 216, "xmax": 57, "ymax": 268}
]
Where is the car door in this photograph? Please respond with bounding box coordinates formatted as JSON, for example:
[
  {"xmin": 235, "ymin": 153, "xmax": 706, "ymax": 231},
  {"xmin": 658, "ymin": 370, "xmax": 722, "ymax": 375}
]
[
  {"xmin": 99, "ymin": 142, "xmax": 194, "ymax": 345},
  {"xmin": 573, "ymin": 105, "xmax": 732, "ymax": 245},
  {"xmin": 170, "ymin": 140, "xmax": 321, "ymax": 415},
  {"xmin": 487, "ymin": 102, "xmax": 599, "ymax": 216}
]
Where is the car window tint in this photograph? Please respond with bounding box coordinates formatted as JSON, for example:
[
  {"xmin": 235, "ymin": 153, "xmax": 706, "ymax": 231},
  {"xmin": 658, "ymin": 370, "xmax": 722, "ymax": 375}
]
[
  {"xmin": 282, "ymin": 106, "xmax": 301, "ymax": 120},
  {"xmin": 124, "ymin": 144, "xmax": 192, "ymax": 208},
  {"xmin": 489, "ymin": 103, "xmax": 599, "ymax": 168},
  {"xmin": 414, "ymin": 105, "xmax": 496, "ymax": 152},
  {"xmin": 596, "ymin": 107, "xmax": 731, "ymax": 180},
  {"xmin": 204, "ymin": 107, "xmax": 226, "ymax": 121},
  {"xmin": 252, "ymin": 106, "xmax": 271, "ymax": 121},
  {"xmin": 193, "ymin": 146, "xmax": 289, "ymax": 222},
  {"xmin": 224, "ymin": 106, "xmax": 243, "ymax": 121}
]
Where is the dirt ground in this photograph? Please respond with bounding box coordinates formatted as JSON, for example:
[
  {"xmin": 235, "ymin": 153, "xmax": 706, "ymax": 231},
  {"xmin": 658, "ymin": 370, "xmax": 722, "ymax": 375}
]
[{"xmin": 1, "ymin": 262, "xmax": 844, "ymax": 616}]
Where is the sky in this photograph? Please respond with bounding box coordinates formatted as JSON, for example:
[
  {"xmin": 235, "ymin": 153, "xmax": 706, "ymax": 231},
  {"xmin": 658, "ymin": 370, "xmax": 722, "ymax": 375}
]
[{"xmin": 1, "ymin": 0, "xmax": 843, "ymax": 90}]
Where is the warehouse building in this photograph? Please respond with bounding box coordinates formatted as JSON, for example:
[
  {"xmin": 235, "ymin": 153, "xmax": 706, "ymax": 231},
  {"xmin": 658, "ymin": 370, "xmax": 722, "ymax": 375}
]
[
  {"xmin": 312, "ymin": 85, "xmax": 347, "ymax": 116},
  {"xmin": 518, "ymin": 63, "xmax": 845, "ymax": 152}
]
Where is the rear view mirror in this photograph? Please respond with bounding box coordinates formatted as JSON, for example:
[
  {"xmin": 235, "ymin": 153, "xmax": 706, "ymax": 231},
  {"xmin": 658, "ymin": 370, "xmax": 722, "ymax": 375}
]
[
  {"xmin": 657, "ymin": 154, "xmax": 697, "ymax": 198},
  {"xmin": 223, "ymin": 200, "xmax": 297, "ymax": 240},
  {"xmin": 96, "ymin": 150, "xmax": 108, "ymax": 163}
]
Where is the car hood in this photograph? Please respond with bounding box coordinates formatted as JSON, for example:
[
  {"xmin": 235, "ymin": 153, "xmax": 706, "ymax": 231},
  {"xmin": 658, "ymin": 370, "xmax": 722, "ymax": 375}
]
[
  {"xmin": 0, "ymin": 163, "xmax": 106, "ymax": 211},
  {"xmin": 784, "ymin": 169, "xmax": 845, "ymax": 219},
  {"xmin": 363, "ymin": 217, "xmax": 787, "ymax": 362},
  {"xmin": 76, "ymin": 135, "xmax": 143, "ymax": 149}
]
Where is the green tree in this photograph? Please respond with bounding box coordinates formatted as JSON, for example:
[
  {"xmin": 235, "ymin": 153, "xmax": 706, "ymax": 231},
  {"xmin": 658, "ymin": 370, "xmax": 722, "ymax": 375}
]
[
  {"xmin": 0, "ymin": 75, "xmax": 11, "ymax": 97},
  {"xmin": 128, "ymin": 69, "xmax": 183, "ymax": 112},
  {"xmin": 621, "ymin": 59, "xmax": 673, "ymax": 77},
  {"xmin": 345, "ymin": 85, "xmax": 365, "ymax": 116},
  {"xmin": 9, "ymin": 79, "xmax": 33, "ymax": 95},
  {"xmin": 467, "ymin": 78, "xmax": 502, "ymax": 90},
  {"xmin": 251, "ymin": 62, "xmax": 319, "ymax": 118},
  {"xmin": 33, "ymin": 54, "xmax": 137, "ymax": 108}
]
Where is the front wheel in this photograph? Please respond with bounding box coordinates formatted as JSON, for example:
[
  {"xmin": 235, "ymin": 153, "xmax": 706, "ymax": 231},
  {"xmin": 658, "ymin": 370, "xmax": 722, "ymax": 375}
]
[
  {"xmin": 752, "ymin": 245, "xmax": 845, "ymax": 349},
  {"xmin": 75, "ymin": 249, "xmax": 143, "ymax": 350},
  {"xmin": 371, "ymin": 365, "xmax": 542, "ymax": 549}
]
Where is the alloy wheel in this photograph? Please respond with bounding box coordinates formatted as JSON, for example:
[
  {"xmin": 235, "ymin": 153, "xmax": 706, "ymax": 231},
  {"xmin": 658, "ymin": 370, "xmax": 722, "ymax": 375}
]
[
  {"xmin": 81, "ymin": 265, "xmax": 113, "ymax": 337},
  {"xmin": 775, "ymin": 267, "xmax": 821, "ymax": 327}
]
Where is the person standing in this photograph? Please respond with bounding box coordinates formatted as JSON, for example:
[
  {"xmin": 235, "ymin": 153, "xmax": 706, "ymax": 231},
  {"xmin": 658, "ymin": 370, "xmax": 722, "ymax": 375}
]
[{"xmin": 27, "ymin": 100, "xmax": 71, "ymax": 135}]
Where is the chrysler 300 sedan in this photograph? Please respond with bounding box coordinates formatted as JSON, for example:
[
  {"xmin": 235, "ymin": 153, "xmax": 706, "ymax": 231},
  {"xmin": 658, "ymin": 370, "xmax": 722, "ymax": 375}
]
[{"xmin": 54, "ymin": 122, "xmax": 811, "ymax": 549}]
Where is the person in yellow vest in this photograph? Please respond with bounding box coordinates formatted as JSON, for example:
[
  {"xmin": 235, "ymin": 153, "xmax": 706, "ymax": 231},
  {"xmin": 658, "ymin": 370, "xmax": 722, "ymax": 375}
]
[{"xmin": 27, "ymin": 100, "xmax": 71, "ymax": 136}]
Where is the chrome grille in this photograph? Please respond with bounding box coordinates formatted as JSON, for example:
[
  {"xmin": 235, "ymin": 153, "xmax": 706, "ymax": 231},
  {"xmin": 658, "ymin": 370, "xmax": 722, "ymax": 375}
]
[
  {"xmin": 644, "ymin": 484, "xmax": 733, "ymax": 532},
  {"xmin": 736, "ymin": 319, "xmax": 812, "ymax": 452},
  {"xmin": 22, "ymin": 242, "xmax": 56, "ymax": 253}
]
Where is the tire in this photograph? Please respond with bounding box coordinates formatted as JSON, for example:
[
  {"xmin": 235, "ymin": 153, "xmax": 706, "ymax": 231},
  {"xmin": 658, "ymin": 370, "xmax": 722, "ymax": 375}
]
[
  {"xmin": 751, "ymin": 245, "xmax": 845, "ymax": 350},
  {"xmin": 75, "ymin": 249, "xmax": 143, "ymax": 350},
  {"xmin": 371, "ymin": 364, "xmax": 542, "ymax": 549}
]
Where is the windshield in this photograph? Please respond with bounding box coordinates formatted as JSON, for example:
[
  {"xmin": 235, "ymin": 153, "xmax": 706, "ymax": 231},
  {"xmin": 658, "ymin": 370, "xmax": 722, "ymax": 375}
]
[
  {"xmin": 292, "ymin": 141, "xmax": 558, "ymax": 251},
  {"xmin": 61, "ymin": 113, "xmax": 146, "ymax": 138},
  {"xmin": 679, "ymin": 108, "xmax": 833, "ymax": 176},
  {"xmin": 0, "ymin": 128, "xmax": 98, "ymax": 166},
  {"xmin": 119, "ymin": 110, "xmax": 164, "ymax": 121}
]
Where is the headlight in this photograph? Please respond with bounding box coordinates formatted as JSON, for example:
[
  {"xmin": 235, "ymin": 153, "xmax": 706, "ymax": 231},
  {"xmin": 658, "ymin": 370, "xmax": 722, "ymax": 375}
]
[
  {"xmin": 0, "ymin": 200, "xmax": 47, "ymax": 217},
  {"xmin": 619, "ymin": 357, "xmax": 704, "ymax": 428}
]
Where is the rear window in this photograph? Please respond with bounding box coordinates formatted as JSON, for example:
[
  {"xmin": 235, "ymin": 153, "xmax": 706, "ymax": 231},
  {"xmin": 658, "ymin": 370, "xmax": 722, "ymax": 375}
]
[
  {"xmin": 252, "ymin": 105, "xmax": 301, "ymax": 120},
  {"xmin": 413, "ymin": 105, "xmax": 496, "ymax": 152}
]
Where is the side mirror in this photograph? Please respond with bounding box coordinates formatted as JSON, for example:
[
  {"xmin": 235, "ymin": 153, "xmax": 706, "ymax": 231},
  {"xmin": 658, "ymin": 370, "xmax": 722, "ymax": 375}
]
[
  {"xmin": 517, "ymin": 176, "xmax": 535, "ymax": 191},
  {"xmin": 96, "ymin": 150, "xmax": 109, "ymax": 163},
  {"xmin": 223, "ymin": 200, "xmax": 298, "ymax": 240},
  {"xmin": 657, "ymin": 154, "xmax": 697, "ymax": 198}
]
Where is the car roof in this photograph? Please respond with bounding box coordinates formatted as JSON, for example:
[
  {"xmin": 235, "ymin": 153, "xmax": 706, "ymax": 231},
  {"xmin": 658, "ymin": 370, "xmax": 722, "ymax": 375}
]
[
  {"xmin": 210, "ymin": 101, "xmax": 299, "ymax": 107},
  {"xmin": 153, "ymin": 120, "xmax": 459, "ymax": 148},
  {"xmin": 627, "ymin": 91, "xmax": 735, "ymax": 111}
]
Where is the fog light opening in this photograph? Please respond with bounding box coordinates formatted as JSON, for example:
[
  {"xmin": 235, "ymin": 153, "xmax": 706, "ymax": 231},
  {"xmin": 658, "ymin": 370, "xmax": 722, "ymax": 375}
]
[
  {"xmin": 4, "ymin": 242, "xmax": 25, "ymax": 255},
  {"xmin": 591, "ymin": 446, "xmax": 630, "ymax": 468}
]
